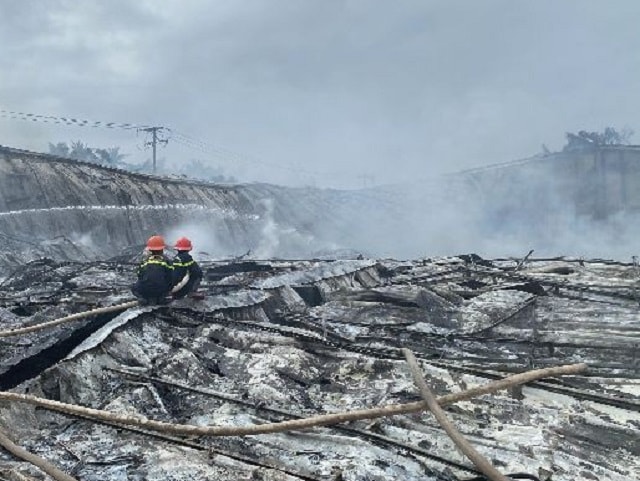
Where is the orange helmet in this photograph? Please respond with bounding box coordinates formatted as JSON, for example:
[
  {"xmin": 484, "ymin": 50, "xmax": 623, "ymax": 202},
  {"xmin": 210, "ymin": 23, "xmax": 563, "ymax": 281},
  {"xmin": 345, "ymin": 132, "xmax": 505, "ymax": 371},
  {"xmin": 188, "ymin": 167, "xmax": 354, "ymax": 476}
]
[
  {"xmin": 146, "ymin": 235, "xmax": 165, "ymax": 250},
  {"xmin": 174, "ymin": 236, "xmax": 193, "ymax": 251}
]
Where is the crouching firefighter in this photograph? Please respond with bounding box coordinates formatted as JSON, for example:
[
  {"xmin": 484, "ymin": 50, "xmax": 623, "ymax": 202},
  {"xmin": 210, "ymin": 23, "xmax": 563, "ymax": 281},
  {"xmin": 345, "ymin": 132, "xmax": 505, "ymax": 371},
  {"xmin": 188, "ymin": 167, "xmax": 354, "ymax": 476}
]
[
  {"xmin": 171, "ymin": 236, "xmax": 203, "ymax": 299},
  {"xmin": 132, "ymin": 235, "xmax": 174, "ymax": 305}
]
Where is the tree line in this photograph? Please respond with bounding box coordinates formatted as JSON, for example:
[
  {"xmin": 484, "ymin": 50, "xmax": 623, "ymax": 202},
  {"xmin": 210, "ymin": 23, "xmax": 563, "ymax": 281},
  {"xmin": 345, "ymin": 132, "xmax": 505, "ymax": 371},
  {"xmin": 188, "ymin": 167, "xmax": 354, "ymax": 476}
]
[
  {"xmin": 48, "ymin": 141, "xmax": 236, "ymax": 183},
  {"xmin": 563, "ymin": 127, "xmax": 634, "ymax": 151}
]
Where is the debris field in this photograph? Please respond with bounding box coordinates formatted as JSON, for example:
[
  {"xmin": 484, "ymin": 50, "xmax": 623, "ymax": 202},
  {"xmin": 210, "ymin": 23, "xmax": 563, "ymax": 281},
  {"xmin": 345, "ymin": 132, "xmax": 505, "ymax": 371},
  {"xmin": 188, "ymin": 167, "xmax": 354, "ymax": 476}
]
[{"xmin": 0, "ymin": 255, "xmax": 638, "ymax": 481}]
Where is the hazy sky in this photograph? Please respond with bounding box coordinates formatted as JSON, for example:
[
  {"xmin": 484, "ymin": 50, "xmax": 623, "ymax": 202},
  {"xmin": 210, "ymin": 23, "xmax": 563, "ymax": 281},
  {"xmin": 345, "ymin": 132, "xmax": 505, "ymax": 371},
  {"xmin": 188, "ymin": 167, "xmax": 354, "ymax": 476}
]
[{"xmin": 1, "ymin": 0, "xmax": 639, "ymax": 187}]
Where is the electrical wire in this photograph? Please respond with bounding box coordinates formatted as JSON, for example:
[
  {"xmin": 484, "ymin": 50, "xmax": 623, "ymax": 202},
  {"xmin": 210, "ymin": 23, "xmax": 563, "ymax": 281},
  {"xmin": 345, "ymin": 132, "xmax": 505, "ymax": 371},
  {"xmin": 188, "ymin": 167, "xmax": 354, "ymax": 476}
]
[
  {"xmin": 167, "ymin": 128, "xmax": 354, "ymax": 179},
  {"xmin": 0, "ymin": 108, "xmax": 150, "ymax": 131},
  {"xmin": 1, "ymin": 107, "xmax": 359, "ymax": 182}
]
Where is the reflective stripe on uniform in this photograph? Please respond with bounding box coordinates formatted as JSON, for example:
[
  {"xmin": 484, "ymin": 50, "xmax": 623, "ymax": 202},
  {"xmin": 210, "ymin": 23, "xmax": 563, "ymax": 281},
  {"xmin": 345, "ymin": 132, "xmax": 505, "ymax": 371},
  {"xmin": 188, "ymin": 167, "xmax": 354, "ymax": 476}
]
[
  {"xmin": 173, "ymin": 260, "xmax": 194, "ymax": 267},
  {"xmin": 140, "ymin": 258, "xmax": 173, "ymax": 269}
]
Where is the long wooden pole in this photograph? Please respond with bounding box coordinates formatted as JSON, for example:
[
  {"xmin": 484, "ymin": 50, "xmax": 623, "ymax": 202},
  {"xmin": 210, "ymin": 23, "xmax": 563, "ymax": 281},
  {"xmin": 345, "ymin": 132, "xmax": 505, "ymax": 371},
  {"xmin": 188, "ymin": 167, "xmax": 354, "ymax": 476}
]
[
  {"xmin": 0, "ymin": 363, "xmax": 586, "ymax": 437},
  {"xmin": 0, "ymin": 301, "xmax": 139, "ymax": 338},
  {"xmin": 403, "ymin": 348, "xmax": 511, "ymax": 481},
  {"xmin": 0, "ymin": 428, "xmax": 78, "ymax": 481}
]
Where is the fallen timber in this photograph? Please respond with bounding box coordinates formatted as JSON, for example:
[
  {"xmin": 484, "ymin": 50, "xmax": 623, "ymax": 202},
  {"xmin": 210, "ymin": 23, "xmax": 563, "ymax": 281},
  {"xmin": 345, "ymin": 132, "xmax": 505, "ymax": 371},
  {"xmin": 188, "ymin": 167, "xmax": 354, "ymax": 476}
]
[
  {"xmin": 403, "ymin": 348, "xmax": 511, "ymax": 481},
  {"xmin": 0, "ymin": 363, "xmax": 582, "ymax": 481},
  {"xmin": 0, "ymin": 363, "xmax": 586, "ymax": 436},
  {"xmin": 0, "ymin": 256, "xmax": 638, "ymax": 480}
]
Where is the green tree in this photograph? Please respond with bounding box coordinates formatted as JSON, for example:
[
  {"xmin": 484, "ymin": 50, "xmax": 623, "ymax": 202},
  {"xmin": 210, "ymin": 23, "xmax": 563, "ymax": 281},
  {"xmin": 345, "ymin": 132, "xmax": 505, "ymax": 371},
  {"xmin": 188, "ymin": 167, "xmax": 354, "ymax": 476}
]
[
  {"xmin": 48, "ymin": 142, "xmax": 70, "ymax": 157},
  {"xmin": 95, "ymin": 146, "xmax": 127, "ymax": 165},
  {"xmin": 69, "ymin": 140, "xmax": 99, "ymax": 162},
  {"xmin": 563, "ymin": 127, "xmax": 634, "ymax": 151}
]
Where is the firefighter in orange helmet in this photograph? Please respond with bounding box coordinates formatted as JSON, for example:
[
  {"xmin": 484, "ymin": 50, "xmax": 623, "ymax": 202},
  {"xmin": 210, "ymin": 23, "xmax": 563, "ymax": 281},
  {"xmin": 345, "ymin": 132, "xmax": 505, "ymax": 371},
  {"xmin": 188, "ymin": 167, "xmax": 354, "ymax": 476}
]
[
  {"xmin": 171, "ymin": 236, "xmax": 203, "ymax": 299},
  {"xmin": 131, "ymin": 235, "xmax": 174, "ymax": 305}
]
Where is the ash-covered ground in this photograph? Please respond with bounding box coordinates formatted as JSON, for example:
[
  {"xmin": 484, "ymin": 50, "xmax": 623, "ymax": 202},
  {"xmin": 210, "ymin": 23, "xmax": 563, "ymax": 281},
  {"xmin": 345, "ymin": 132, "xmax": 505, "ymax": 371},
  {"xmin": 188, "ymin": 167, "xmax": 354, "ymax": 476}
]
[{"xmin": 0, "ymin": 255, "xmax": 638, "ymax": 480}]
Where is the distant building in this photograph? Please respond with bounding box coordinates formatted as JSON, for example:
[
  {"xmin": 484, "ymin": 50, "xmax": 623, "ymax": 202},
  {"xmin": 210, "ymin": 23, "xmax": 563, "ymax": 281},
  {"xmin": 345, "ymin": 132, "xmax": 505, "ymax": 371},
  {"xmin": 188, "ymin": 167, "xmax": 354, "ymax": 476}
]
[{"xmin": 454, "ymin": 145, "xmax": 640, "ymax": 222}]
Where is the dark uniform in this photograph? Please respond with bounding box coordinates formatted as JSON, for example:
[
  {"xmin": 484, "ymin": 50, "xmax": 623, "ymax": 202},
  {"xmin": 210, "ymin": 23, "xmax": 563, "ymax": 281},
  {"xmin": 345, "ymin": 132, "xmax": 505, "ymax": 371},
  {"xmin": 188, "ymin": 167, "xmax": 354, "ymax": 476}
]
[
  {"xmin": 132, "ymin": 254, "xmax": 174, "ymax": 304},
  {"xmin": 171, "ymin": 251, "xmax": 203, "ymax": 299}
]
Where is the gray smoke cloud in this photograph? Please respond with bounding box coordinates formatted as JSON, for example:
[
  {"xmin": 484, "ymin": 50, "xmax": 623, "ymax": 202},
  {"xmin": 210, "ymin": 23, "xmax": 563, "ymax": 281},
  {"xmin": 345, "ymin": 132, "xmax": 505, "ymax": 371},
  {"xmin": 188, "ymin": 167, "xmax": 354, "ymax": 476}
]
[
  {"xmin": 2, "ymin": 1, "xmax": 640, "ymax": 188},
  {"xmin": 2, "ymin": 1, "xmax": 640, "ymax": 261}
]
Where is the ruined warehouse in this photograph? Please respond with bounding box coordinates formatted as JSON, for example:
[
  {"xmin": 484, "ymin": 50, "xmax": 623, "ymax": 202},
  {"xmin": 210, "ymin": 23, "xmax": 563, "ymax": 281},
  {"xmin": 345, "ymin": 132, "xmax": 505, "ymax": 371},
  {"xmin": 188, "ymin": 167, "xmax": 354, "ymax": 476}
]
[{"xmin": 0, "ymin": 145, "xmax": 638, "ymax": 480}]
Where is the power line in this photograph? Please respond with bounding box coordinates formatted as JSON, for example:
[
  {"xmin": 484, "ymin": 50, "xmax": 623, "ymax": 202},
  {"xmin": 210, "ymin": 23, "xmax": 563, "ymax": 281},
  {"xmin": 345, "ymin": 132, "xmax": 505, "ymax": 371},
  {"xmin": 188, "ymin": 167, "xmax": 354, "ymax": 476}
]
[
  {"xmin": 0, "ymin": 108, "xmax": 325, "ymax": 175},
  {"xmin": 167, "ymin": 128, "xmax": 351, "ymax": 179},
  {"xmin": 169, "ymin": 132, "xmax": 297, "ymax": 171},
  {"xmin": 0, "ymin": 107, "xmax": 362, "ymax": 184},
  {"xmin": 0, "ymin": 108, "xmax": 150, "ymax": 131}
]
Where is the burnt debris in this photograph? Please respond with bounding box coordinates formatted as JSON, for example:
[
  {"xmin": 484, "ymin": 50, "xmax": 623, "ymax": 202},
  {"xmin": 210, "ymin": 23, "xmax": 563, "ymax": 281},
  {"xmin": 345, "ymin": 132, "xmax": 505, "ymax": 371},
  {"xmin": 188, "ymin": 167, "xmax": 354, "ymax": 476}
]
[{"xmin": 0, "ymin": 256, "xmax": 638, "ymax": 480}]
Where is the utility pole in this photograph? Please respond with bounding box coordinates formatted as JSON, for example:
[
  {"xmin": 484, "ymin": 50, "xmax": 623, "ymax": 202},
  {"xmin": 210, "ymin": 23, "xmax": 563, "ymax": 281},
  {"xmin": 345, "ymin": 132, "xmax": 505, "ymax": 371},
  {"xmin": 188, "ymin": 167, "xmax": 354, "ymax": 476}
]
[
  {"xmin": 139, "ymin": 126, "xmax": 168, "ymax": 173},
  {"xmin": 358, "ymin": 174, "xmax": 375, "ymax": 188}
]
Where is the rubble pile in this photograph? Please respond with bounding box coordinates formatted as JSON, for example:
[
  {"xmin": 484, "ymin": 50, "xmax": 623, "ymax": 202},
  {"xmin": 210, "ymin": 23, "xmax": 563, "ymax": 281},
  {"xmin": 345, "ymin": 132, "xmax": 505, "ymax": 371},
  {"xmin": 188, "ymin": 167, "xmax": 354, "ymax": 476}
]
[{"xmin": 0, "ymin": 255, "xmax": 638, "ymax": 480}]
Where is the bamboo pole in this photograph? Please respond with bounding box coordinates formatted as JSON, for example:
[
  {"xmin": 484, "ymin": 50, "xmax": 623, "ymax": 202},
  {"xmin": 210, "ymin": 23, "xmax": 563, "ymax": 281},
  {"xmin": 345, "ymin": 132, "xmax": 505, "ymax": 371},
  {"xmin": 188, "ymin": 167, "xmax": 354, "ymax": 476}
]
[
  {"xmin": 0, "ymin": 429, "xmax": 78, "ymax": 481},
  {"xmin": 403, "ymin": 348, "xmax": 510, "ymax": 481},
  {"xmin": 8, "ymin": 470, "xmax": 38, "ymax": 481},
  {"xmin": 0, "ymin": 363, "xmax": 586, "ymax": 437},
  {"xmin": 0, "ymin": 301, "xmax": 139, "ymax": 338}
]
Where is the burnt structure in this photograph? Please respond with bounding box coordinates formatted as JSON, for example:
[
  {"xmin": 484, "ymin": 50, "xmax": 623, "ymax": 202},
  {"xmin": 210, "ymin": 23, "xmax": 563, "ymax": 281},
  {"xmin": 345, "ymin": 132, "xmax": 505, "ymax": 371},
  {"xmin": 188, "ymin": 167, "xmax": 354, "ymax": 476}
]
[
  {"xmin": 0, "ymin": 144, "xmax": 638, "ymax": 480},
  {"xmin": 458, "ymin": 146, "xmax": 640, "ymax": 223},
  {"xmin": 0, "ymin": 145, "xmax": 390, "ymax": 270},
  {"xmin": 0, "ymin": 256, "xmax": 638, "ymax": 480}
]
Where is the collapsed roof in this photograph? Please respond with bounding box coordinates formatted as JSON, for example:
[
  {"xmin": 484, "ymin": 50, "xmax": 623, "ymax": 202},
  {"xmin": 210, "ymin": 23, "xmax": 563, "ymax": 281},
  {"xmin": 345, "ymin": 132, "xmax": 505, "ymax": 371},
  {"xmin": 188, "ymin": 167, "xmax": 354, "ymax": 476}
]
[
  {"xmin": 0, "ymin": 255, "xmax": 638, "ymax": 480},
  {"xmin": 0, "ymin": 145, "xmax": 638, "ymax": 480}
]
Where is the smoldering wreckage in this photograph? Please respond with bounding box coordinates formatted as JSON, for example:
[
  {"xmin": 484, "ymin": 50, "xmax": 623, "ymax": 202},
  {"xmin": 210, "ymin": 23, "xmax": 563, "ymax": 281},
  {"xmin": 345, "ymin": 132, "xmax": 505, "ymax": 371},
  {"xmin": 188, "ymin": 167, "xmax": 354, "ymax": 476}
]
[{"xmin": 0, "ymin": 146, "xmax": 638, "ymax": 481}]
